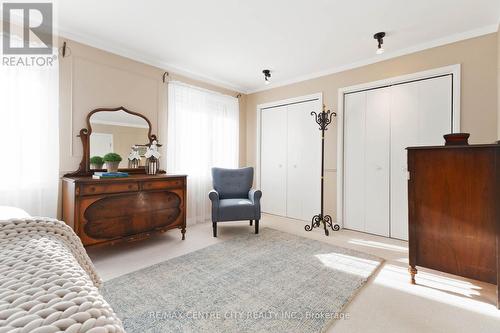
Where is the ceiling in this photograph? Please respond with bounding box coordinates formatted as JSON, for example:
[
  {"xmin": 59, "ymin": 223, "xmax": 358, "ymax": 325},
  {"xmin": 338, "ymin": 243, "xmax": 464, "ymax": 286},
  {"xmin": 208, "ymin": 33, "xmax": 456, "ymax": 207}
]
[{"xmin": 57, "ymin": 0, "xmax": 500, "ymax": 93}]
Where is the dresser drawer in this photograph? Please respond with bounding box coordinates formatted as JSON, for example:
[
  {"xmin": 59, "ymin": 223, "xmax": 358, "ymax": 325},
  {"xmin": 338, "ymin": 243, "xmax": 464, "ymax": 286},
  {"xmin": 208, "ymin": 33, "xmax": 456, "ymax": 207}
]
[
  {"xmin": 142, "ymin": 179, "xmax": 184, "ymax": 191},
  {"xmin": 81, "ymin": 182, "xmax": 139, "ymax": 195}
]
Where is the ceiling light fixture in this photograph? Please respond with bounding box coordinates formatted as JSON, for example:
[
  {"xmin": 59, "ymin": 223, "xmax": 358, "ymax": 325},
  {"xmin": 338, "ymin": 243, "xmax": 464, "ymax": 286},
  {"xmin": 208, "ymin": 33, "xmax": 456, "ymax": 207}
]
[
  {"xmin": 262, "ymin": 69, "xmax": 271, "ymax": 85},
  {"xmin": 373, "ymin": 32, "xmax": 386, "ymax": 55}
]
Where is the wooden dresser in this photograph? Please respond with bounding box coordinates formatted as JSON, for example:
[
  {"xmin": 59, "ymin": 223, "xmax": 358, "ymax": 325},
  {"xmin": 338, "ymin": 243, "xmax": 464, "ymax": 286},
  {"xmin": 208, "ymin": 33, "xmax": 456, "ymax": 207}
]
[
  {"xmin": 407, "ymin": 144, "xmax": 499, "ymax": 308},
  {"xmin": 62, "ymin": 174, "xmax": 187, "ymax": 247}
]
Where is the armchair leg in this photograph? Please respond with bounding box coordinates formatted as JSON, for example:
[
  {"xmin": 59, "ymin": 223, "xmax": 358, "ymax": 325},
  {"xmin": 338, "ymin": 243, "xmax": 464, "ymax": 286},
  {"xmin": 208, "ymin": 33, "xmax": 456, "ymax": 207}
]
[
  {"xmin": 212, "ymin": 222, "xmax": 217, "ymax": 237},
  {"xmin": 255, "ymin": 220, "xmax": 259, "ymax": 234},
  {"xmin": 250, "ymin": 220, "xmax": 253, "ymax": 226}
]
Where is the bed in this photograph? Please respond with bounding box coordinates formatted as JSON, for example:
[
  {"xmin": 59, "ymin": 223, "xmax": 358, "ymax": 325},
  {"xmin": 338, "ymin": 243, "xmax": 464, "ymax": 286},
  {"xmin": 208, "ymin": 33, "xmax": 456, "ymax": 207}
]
[{"xmin": 0, "ymin": 214, "xmax": 124, "ymax": 332}]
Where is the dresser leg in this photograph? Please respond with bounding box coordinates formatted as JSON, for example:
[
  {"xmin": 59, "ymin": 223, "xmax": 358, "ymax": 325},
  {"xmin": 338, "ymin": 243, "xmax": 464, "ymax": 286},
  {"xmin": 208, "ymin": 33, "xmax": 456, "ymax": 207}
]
[
  {"xmin": 409, "ymin": 266, "xmax": 417, "ymax": 284},
  {"xmin": 181, "ymin": 227, "xmax": 186, "ymax": 240}
]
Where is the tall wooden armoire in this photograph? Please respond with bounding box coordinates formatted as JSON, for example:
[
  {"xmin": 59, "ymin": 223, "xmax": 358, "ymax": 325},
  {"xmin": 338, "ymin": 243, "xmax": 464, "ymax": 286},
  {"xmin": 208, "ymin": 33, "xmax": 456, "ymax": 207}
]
[{"xmin": 407, "ymin": 143, "xmax": 500, "ymax": 309}]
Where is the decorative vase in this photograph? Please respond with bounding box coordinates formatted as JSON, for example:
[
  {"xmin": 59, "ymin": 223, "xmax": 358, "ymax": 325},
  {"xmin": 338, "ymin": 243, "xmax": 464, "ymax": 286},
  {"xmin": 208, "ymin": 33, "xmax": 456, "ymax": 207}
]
[
  {"xmin": 444, "ymin": 133, "xmax": 470, "ymax": 146},
  {"xmin": 145, "ymin": 156, "xmax": 159, "ymax": 175},
  {"xmin": 106, "ymin": 161, "xmax": 120, "ymax": 172},
  {"xmin": 128, "ymin": 159, "xmax": 140, "ymax": 168},
  {"xmin": 90, "ymin": 163, "xmax": 104, "ymax": 170}
]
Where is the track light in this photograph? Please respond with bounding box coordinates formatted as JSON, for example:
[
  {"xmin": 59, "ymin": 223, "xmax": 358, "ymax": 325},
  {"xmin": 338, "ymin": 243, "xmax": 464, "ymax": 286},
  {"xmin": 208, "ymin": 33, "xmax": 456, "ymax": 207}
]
[
  {"xmin": 263, "ymin": 69, "xmax": 271, "ymax": 85},
  {"xmin": 373, "ymin": 32, "xmax": 386, "ymax": 55}
]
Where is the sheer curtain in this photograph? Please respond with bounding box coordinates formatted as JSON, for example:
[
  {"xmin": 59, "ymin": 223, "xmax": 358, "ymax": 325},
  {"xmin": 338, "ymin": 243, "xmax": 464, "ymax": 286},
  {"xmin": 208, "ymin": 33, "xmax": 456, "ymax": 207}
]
[
  {"xmin": 167, "ymin": 81, "xmax": 239, "ymax": 225},
  {"xmin": 0, "ymin": 62, "xmax": 59, "ymax": 217}
]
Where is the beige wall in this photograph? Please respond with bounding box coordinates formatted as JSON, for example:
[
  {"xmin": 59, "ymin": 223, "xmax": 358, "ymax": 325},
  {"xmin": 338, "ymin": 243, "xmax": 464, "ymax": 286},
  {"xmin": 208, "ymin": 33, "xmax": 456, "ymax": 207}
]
[
  {"xmin": 59, "ymin": 38, "xmax": 246, "ymax": 175},
  {"xmin": 246, "ymin": 33, "xmax": 499, "ymax": 218}
]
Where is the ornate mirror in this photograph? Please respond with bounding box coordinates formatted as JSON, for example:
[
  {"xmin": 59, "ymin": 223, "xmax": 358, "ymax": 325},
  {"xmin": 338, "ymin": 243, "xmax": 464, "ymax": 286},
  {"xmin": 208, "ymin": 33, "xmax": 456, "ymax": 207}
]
[{"xmin": 66, "ymin": 106, "xmax": 163, "ymax": 176}]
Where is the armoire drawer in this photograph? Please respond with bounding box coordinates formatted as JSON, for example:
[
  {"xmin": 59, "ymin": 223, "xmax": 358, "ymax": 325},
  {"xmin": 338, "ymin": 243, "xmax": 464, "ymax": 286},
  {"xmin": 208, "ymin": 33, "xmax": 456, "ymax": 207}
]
[{"xmin": 81, "ymin": 182, "xmax": 139, "ymax": 195}]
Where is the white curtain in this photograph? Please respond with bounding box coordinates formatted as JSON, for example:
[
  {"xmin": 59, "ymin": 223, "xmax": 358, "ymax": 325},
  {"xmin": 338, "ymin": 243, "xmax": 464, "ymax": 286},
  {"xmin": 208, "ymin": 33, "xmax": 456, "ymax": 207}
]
[
  {"xmin": 0, "ymin": 62, "xmax": 59, "ymax": 217},
  {"xmin": 167, "ymin": 81, "xmax": 239, "ymax": 225}
]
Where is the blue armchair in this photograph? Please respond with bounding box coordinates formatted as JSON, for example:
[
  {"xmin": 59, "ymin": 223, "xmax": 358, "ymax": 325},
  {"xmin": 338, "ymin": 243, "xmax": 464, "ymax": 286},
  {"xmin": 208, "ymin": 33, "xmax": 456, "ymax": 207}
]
[{"xmin": 209, "ymin": 167, "xmax": 262, "ymax": 237}]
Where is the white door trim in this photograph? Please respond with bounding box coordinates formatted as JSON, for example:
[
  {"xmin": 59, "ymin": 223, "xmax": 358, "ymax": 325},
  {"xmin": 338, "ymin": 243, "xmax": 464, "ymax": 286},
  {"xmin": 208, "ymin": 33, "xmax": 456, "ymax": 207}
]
[
  {"xmin": 336, "ymin": 64, "xmax": 461, "ymax": 228},
  {"xmin": 256, "ymin": 92, "xmax": 323, "ymax": 189}
]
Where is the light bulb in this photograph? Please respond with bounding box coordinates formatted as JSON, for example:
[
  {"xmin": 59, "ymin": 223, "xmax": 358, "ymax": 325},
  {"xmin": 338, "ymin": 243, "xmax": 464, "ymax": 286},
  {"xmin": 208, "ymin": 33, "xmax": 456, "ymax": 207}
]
[
  {"xmin": 265, "ymin": 79, "xmax": 270, "ymax": 85},
  {"xmin": 376, "ymin": 47, "xmax": 384, "ymax": 55}
]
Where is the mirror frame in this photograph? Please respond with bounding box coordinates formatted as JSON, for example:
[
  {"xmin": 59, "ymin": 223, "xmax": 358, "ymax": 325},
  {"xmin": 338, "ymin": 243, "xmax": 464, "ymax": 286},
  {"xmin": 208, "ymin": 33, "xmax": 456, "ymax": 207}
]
[{"xmin": 65, "ymin": 106, "xmax": 164, "ymax": 177}]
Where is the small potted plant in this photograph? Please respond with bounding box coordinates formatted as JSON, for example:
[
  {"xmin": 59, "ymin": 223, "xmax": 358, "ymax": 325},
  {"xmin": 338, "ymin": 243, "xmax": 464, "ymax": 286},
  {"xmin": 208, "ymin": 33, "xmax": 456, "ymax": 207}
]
[
  {"xmin": 103, "ymin": 153, "xmax": 122, "ymax": 172},
  {"xmin": 90, "ymin": 156, "xmax": 104, "ymax": 169}
]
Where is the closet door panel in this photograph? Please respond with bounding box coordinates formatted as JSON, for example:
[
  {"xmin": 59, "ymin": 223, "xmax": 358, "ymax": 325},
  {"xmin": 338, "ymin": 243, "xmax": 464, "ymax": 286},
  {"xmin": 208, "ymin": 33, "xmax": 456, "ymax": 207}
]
[
  {"xmin": 364, "ymin": 89, "xmax": 391, "ymax": 237},
  {"xmin": 344, "ymin": 92, "xmax": 366, "ymax": 232},
  {"xmin": 418, "ymin": 76, "xmax": 452, "ymax": 146},
  {"xmin": 390, "ymin": 76, "xmax": 452, "ymax": 240},
  {"xmin": 286, "ymin": 100, "xmax": 321, "ymax": 220},
  {"xmin": 261, "ymin": 106, "xmax": 287, "ymax": 216},
  {"xmin": 390, "ymin": 83, "xmax": 419, "ymax": 240}
]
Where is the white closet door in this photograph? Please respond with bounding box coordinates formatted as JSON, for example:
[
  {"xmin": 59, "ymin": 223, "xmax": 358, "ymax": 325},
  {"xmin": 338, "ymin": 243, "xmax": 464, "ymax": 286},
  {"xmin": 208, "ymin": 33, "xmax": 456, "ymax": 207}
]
[
  {"xmin": 344, "ymin": 75, "xmax": 453, "ymax": 240},
  {"xmin": 286, "ymin": 100, "xmax": 321, "ymax": 220},
  {"xmin": 390, "ymin": 76, "xmax": 452, "ymax": 240},
  {"xmin": 261, "ymin": 106, "xmax": 288, "ymax": 216},
  {"xmin": 344, "ymin": 92, "xmax": 366, "ymax": 232},
  {"xmin": 345, "ymin": 89, "xmax": 391, "ymax": 237},
  {"xmin": 418, "ymin": 76, "xmax": 452, "ymax": 146},
  {"xmin": 90, "ymin": 133, "xmax": 114, "ymax": 157},
  {"xmin": 364, "ymin": 89, "xmax": 391, "ymax": 237},
  {"xmin": 390, "ymin": 82, "xmax": 420, "ymax": 240}
]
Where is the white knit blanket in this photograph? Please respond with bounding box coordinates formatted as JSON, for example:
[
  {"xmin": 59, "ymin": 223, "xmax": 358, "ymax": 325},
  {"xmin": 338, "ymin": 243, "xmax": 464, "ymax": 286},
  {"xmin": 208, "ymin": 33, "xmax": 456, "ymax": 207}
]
[{"xmin": 0, "ymin": 218, "xmax": 124, "ymax": 333}]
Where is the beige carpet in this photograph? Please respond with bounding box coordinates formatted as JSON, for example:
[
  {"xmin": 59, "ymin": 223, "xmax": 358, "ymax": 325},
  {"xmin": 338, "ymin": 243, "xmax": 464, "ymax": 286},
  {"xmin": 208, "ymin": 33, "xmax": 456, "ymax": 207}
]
[{"xmin": 102, "ymin": 228, "xmax": 382, "ymax": 333}]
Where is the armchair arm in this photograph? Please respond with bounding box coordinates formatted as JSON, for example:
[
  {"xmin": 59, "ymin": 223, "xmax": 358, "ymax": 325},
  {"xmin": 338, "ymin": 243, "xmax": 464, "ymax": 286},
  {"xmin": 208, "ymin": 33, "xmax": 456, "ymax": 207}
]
[
  {"xmin": 208, "ymin": 190, "xmax": 220, "ymax": 222},
  {"xmin": 249, "ymin": 189, "xmax": 262, "ymax": 220},
  {"xmin": 248, "ymin": 189, "xmax": 262, "ymax": 204},
  {"xmin": 209, "ymin": 189, "xmax": 219, "ymax": 202}
]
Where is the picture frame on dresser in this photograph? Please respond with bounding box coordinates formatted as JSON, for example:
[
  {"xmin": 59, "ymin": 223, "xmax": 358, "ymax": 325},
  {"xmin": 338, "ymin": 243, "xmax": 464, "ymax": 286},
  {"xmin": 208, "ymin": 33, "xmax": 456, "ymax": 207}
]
[{"xmin": 62, "ymin": 106, "xmax": 187, "ymax": 247}]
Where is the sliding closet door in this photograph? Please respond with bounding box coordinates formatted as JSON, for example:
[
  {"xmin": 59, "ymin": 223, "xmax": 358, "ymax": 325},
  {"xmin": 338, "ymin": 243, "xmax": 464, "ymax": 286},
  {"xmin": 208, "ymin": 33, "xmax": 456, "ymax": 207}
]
[
  {"xmin": 344, "ymin": 93, "xmax": 366, "ymax": 232},
  {"xmin": 364, "ymin": 89, "xmax": 391, "ymax": 237},
  {"xmin": 261, "ymin": 106, "xmax": 288, "ymax": 216},
  {"xmin": 286, "ymin": 100, "xmax": 321, "ymax": 220},
  {"xmin": 390, "ymin": 76, "xmax": 452, "ymax": 240}
]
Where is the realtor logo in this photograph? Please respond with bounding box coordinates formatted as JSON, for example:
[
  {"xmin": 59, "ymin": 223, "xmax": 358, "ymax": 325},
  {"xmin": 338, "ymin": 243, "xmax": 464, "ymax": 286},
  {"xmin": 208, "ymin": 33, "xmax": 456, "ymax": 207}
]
[{"xmin": 2, "ymin": 2, "xmax": 53, "ymax": 55}]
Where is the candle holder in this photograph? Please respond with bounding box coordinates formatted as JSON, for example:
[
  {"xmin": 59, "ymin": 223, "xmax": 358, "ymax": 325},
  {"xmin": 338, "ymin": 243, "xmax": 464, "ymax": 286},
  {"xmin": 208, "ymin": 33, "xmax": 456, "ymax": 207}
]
[{"xmin": 305, "ymin": 105, "xmax": 340, "ymax": 236}]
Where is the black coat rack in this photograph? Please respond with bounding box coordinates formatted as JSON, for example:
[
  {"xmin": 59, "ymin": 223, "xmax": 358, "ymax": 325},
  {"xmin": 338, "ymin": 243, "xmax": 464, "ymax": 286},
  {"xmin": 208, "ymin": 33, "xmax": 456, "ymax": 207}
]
[{"xmin": 305, "ymin": 105, "xmax": 340, "ymax": 236}]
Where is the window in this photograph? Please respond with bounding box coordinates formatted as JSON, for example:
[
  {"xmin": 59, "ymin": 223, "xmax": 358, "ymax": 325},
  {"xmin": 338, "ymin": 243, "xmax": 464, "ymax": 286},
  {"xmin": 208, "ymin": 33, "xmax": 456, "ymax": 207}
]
[
  {"xmin": 166, "ymin": 82, "xmax": 239, "ymax": 224},
  {"xmin": 0, "ymin": 62, "xmax": 59, "ymax": 217}
]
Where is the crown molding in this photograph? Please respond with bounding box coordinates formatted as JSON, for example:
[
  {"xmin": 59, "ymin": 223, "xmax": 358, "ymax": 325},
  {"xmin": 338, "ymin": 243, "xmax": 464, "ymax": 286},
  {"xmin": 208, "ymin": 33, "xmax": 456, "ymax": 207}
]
[
  {"xmin": 246, "ymin": 24, "xmax": 498, "ymax": 94},
  {"xmin": 55, "ymin": 23, "xmax": 497, "ymax": 96},
  {"xmin": 56, "ymin": 27, "xmax": 249, "ymax": 94}
]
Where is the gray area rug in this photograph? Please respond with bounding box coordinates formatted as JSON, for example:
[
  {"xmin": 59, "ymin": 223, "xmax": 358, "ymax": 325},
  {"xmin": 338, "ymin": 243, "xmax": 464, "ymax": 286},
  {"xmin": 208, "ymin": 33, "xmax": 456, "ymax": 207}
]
[{"xmin": 102, "ymin": 228, "xmax": 383, "ymax": 333}]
